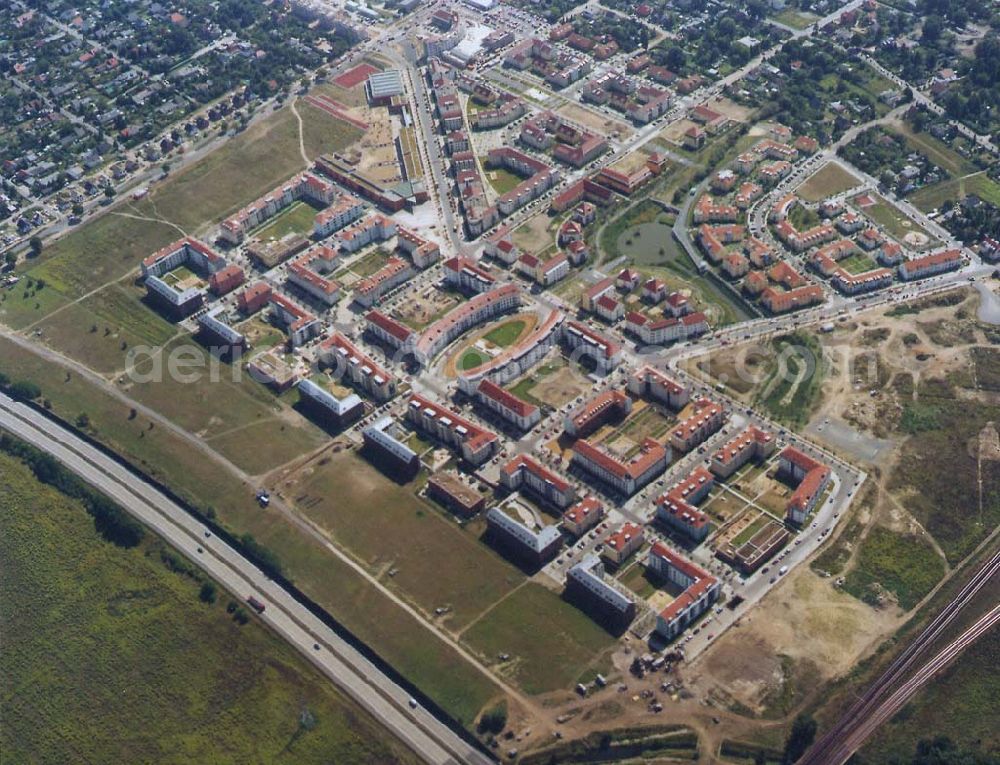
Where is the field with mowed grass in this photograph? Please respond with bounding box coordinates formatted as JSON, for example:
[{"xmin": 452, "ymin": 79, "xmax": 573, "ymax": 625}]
[
  {"xmin": 0, "ymin": 337, "xmax": 503, "ymax": 728},
  {"xmin": 119, "ymin": 335, "xmax": 326, "ymax": 473},
  {"xmin": 0, "ymin": 451, "xmax": 419, "ymax": 765},
  {"xmin": 34, "ymin": 283, "xmax": 179, "ymax": 374},
  {"xmin": 288, "ymin": 451, "xmax": 524, "ymax": 627},
  {"xmin": 796, "ymin": 163, "xmax": 862, "ymax": 202},
  {"xmin": 462, "ymin": 583, "xmax": 616, "ymax": 695}
]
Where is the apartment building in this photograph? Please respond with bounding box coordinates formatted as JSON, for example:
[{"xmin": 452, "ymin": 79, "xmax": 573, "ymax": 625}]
[
  {"xmin": 670, "ymin": 398, "xmax": 725, "ymax": 452},
  {"xmin": 475, "ymin": 379, "xmax": 540, "ymax": 431},
  {"xmin": 313, "ymin": 193, "xmax": 365, "ymax": 238},
  {"xmin": 710, "ymin": 425, "xmax": 775, "ymax": 479},
  {"xmin": 337, "ymin": 213, "xmax": 398, "ymax": 254},
  {"xmin": 648, "ymin": 542, "xmax": 720, "ymax": 641},
  {"xmin": 196, "ymin": 310, "xmax": 246, "ymax": 353},
  {"xmin": 830, "ymin": 266, "xmax": 894, "ymax": 295},
  {"xmin": 655, "ymin": 466, "xmax": 714, "ymax": 542},
  {"xmin": 406, "ymin": 394, "xmax": 498, "ymax": 466},
  {"xmin": 443, "ymin": 256, "xmax": 497, "ymax": 294},
  {"xmin": 562, "ymin": 496, "xmax": 604, "ymax": 538},
  {"xmin": 427, "ymin": 471, "xmax": 486, "ymax": 517},
  {"xmin": 485, "ymin": 507, "xmax": 563, "ymax": 566},
  {"xmin": 297, "ymin": 378, "xmax": 365, "ymax": 430},
  {"xmin": 455, "ymin": 308, "xmax": 564, "ymax": 392},
  {"xmin": 414, "ymin": 284, "xmax": 520, "ymax": 364},
  {"xmin": 571, "ymin": 437, "xmax": 669, "ymax": 496},
  {"xmin": 269, "ymin": 293, "xmax": 322, "ymax": 347},
  {"xmin": 317, "ymin": 332, "xmax": 396, "ymax": 402},
  {"xmin": 486, "ymin": 147, "xmax": 561, "ymax": 216},
  {"xmin": 208, "ymin": 264, "xmax": 245, "ymax": 297},
  {"xmin": 561, "ymin": 320, "xmax": 623, "ymax": 373},
  {"xmin": 396, "ymin": 227, "xmax": 441, "ymax": 269},
  {"xmin": 628, "ymin": 366, "xmax": 689, "ymax": 410},
  {"xmin": 693, "ymin": 195, "xmax": 738, "ymax": 224},
  {"xmin": 898, "ymin": 249, "xmax": 963, "ymax": 280},
  {"xmin": 362, "ymin": 415, "xmax": 420, "ymax": 480},
  {"xmin": 353, "ymin": 256, "xmax": 415, "ymax": 308},
  {"xmin": 500, "ymin": 454, "xmax": 576, "ymax": 509},
  {"xmin": 778, "ymin": 446, "xmax": 831, "ymax": 525},
  {"xmin": 602, "ymin": 522, "xmax": 645, "ymax": 567},
  {"xmin": 141, "ymin": 236, "xmax": 225, "ymax": 279},
  {"xmin": 365, "ymin": 309, "xmax": 415, "ymax": 351},
  {"xmin": 515, "ymin": 252, "xmax": 570, "ymax": 287},
  {"xmin": 236, "ymin": 281, "xmax": 273, "ymax": 315},
  {"xmin": 566, "ymin": 555, "xmax": 637, "ymax": 628},
  {"xmin": 564, "ymin": 390, "xmax": 632, "ymax": 439},
  {"xmin": 582, "ymin": 280, "xmax": 617, "ymax": 314},
  {"xmin": 220, "ymin": 171, "xmax": 335, "ymax": 244},
  {"xmin": 760, "ymin": 284, "xmax": 824, "ymax": 314},
  {"xmin": 144, "ymin": 275, "xmax": 203, "ymax": 320},
  {"xmin": 625, "ymin": 311, "xmax": 709, "ymax": 345},
  {"xmin": 288, "ymin": 253, "xmax": 342, "ymax": 306}
]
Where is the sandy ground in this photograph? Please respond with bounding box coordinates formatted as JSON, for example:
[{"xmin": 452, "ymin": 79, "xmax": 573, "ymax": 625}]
[
  {"xmin": 694, "ymin": 567, "xmax": 899, "ymax": 716},
  {"xmin": 527, "ymin": 362, "xmax": 591, "ymax": 409},
  {"xmin": 511, "ymin": 212, "xmax": 558, "ymax": 251},
  {"xmin": 557, "ymin": 103, "xmax": 633, "ymax": 140},
  {"xmin": 660, "ymin": 118, "xmax": 699, "ymax": 145},
  {"xmin": 667, "ymin": 285, "xmax": 1000, "ymax": 728}
]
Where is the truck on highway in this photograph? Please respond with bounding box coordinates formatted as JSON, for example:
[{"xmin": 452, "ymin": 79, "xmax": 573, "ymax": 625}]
[{"xmin": 246, "ymin": 596, "xmax": 266, "ymax": 614}]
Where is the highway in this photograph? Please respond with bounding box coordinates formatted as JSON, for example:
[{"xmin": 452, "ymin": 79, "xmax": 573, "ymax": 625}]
[
  {"xmin": 799, "ymin": 547, "xmax": 1000, "ymax": 765},
  {"xmin": 0, "ymin": 391, "xmax": 492, "ymax": 765}
]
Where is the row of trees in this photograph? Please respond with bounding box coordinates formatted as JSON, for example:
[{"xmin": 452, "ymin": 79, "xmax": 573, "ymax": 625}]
[{"xmin": 0, "ymin": 423, "xmax": 145, "ymax": 548}]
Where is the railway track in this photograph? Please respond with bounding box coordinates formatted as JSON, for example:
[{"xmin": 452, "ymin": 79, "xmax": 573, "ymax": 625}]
[{"xmin": 800, "ymin": 548, "xmax": 1000, "ymax": 765}]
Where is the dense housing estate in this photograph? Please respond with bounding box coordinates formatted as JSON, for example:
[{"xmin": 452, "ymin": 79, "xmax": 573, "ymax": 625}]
[{"xmin": 35, "ymin": 2, "xmax": 984, "ymax": 748}]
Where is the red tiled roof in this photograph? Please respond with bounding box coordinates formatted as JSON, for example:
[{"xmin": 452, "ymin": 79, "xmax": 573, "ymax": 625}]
[
  {"xmin": 502, "ymin": 453, "xmax": 571, "ymax": 492},
  {"xmin": 573, "ymin": 437, "xmax": 666, "ymax": 480},
  {"xmin": 366, "ymin": 309, "xmax": 414, "ymax": 342},
  {"xmin": 478, "ymin": 379, "xmax": 538, "ymax": 418}
]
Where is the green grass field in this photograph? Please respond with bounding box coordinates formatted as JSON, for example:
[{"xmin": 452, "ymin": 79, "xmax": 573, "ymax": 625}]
[
  {"xmin": 0, "ymin": 337, "xmax": 503, "ymax": 727},
  {"xmin": 888, "ymin": 374, "xmax": 1000, "ymax": 564},
  {"xmin": 772, "ymin": 7, "xmax": 818, "ymax": 29},
  {"xmin": 483, "ymin": 319, "xmax": 527, "ymax": 348},
  {"xmin": 0, "ymin": 275, "xmax": 71, "ymax": 329},
  {"xmin": 841, "ymin": 526, "xmax": 945, "ymax": 610},
  {"xmin": 788, "ymin": 202, "xmax": 820, "ymax": 231},
  {"xmin": 863, "ymin": 195, "xmax": 936, "ymax": 248},
  {"xmin": 486, "ymin": 167, "xmax": 524, "ymax": 196},
  {"xmin": 839, "ymin": 253, "xmax": 878, "ymax": 275},
  {"xmin": 252, "ymin": 200, "xmax": 321, "ymax": 242},
  {"xmin": 0, "ymin": 451, "xmax": 419, "ymax": 765},
  {"xmin": 290, "ymin": 451, "xmax": 524, "ymax": 629},
  {"xmin": 796, "ymin": 163, "xmax": 861, "ymax": 203},
  {"xmin": 340, "ymin": 249, "xmax": 390, "ymax": 279},
  {"xmin": 893, "ymin": 122, "xmax": 978, "ymax": 179},
  {"xmin": 910, "ymin": 171, "xmax": 1000, "ymax": 213},
  {"xmin": 458, "ymin": 348, "xmax": 491, "ymax": 372},
  {"xmin": 462, "ymin": 583, "xmax": 616, "ymax": 695},
  {"xmin": 35, "ymin": 283, "xmax": 179, "ymax": 374}
]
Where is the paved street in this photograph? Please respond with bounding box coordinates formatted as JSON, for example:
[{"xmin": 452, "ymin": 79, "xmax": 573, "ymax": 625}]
[{"xmin": 0, "ymin": 391, "xmax": 490, "ymax": 765}]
